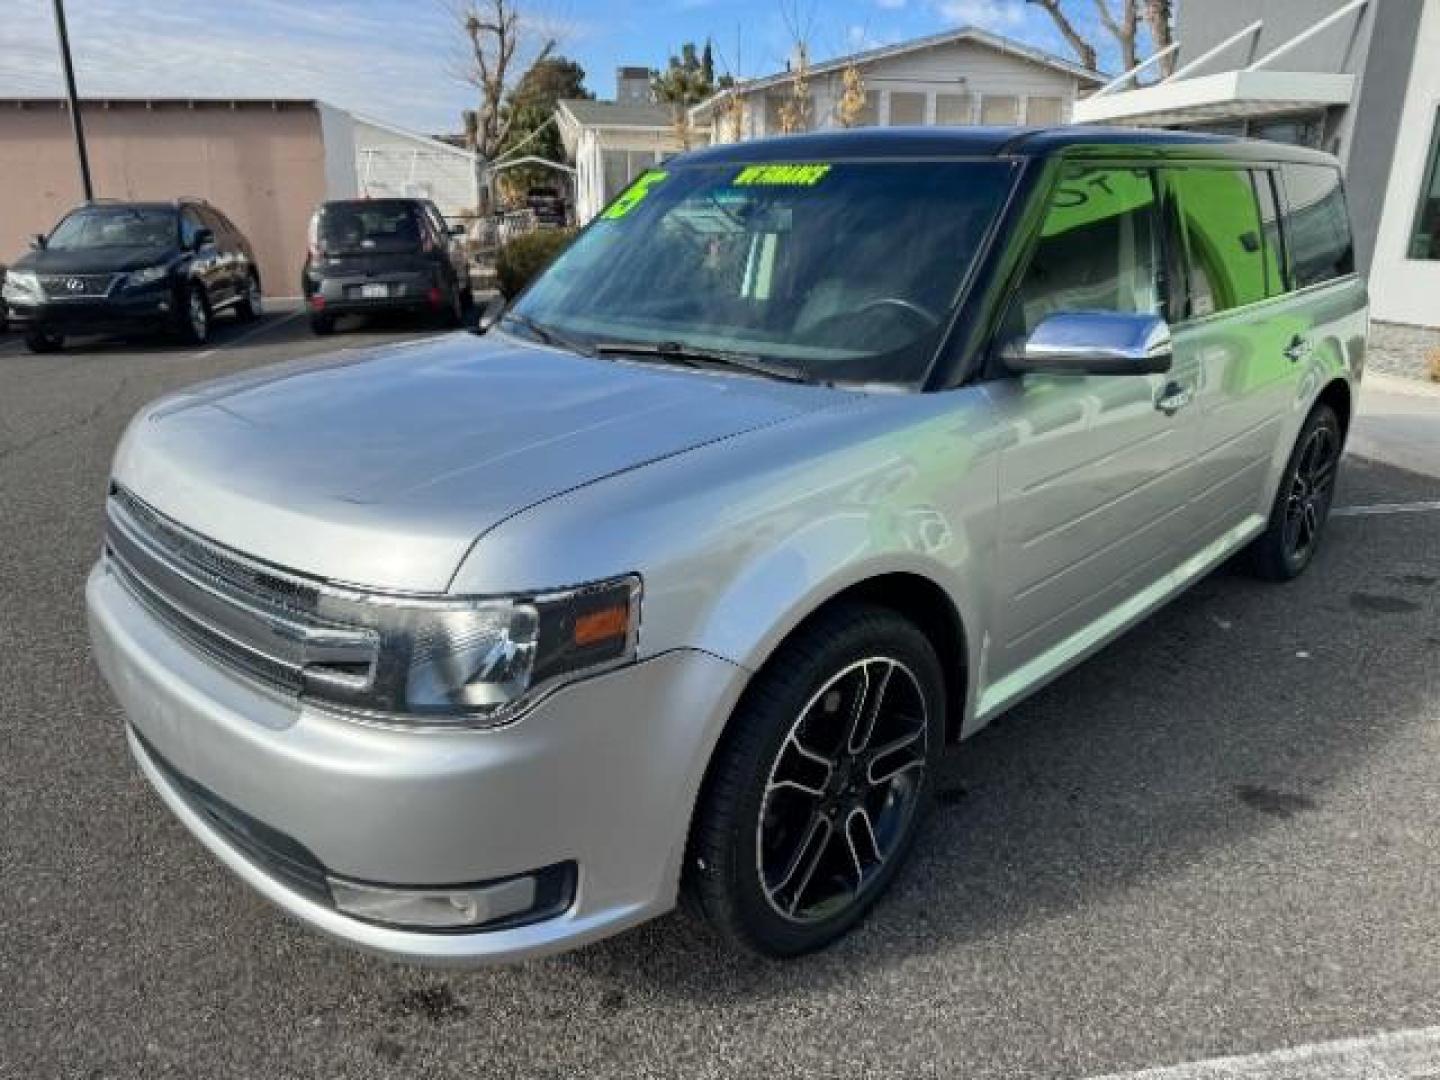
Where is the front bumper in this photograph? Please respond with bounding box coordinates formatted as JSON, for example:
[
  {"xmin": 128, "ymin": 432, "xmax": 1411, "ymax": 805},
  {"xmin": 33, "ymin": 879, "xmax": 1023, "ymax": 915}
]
[
  {"xmin": 4, "ymin": 291, "xmax": 174, "ymax": 334},
  {"xmin": 86, "ymin": 561, "xmax": 747, "ymax": 965}
]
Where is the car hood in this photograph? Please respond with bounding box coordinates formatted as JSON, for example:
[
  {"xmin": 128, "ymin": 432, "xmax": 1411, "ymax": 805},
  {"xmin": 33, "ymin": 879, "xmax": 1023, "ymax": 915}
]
[
  {"xmin": 113, "ymin": 332, "xmax": 848, "ymax": 593},
  {"xmin": 14, "ymin": 245, "xmax": 177, "ymax": 275}
]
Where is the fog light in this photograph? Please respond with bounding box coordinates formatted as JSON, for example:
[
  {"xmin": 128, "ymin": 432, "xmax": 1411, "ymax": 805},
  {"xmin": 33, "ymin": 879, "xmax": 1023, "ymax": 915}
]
[{"xmin": 327, "ymin": 863, "xmax": 574, "ymax": 931}]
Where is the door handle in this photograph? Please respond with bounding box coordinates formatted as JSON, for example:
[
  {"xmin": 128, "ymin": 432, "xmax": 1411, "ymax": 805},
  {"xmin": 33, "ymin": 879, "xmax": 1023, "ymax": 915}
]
[
  {"xmin": 1283, "ymin": 335, "xmax": 1313, "ymax": 363},
  {"xmin": 1155, "ymin": 381, "xmax": 1192, "ymax": 416}
]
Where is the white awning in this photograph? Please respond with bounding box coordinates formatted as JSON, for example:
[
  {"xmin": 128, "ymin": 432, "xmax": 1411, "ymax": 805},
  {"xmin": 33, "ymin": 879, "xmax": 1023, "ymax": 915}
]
[{"xmin": 1073, "ymin": 70, "xmax": 1354, "ymax": 127}]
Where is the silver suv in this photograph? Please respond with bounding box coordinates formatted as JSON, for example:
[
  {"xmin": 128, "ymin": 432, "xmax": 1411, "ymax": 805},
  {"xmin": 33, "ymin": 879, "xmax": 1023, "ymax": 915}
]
[{"xmin": 87, "ymin": 128, "xmax": 1366, "ymax": 963}]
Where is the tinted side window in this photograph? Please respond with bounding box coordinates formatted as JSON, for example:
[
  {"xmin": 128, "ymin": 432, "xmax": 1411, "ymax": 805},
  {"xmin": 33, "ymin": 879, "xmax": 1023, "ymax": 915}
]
[
  {"xmin": 1281, "ymin": 163, "xmax": 1354, "ymax": 288},
  {"xmin": 179, "ymin": 209, "xmax": 206, "ymax": 248},
  {"xmin": 1165, "ymin": 167, "xmax": 1268, "ymax": 317},
  {"xmin": 1008, "ymin": 166, "xmax": 1163, "ymax": 338}
]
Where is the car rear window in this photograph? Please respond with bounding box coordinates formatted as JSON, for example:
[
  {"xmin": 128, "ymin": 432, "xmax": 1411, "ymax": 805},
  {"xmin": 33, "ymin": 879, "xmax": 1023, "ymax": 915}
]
[
  {"xmin": 315, "ymin": 202, "xmax": 425, "ymax": 254},
  {"xmin": 1281, "ymin": 164, "xmax": 1354, "ymax": 289}
]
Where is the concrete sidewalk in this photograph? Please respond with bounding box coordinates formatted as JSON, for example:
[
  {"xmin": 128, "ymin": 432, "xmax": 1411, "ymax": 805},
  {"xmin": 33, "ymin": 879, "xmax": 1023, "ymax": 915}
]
[{"xmin": 1351, "ymin": 371, "xmax": 1440, "ymax": 478}]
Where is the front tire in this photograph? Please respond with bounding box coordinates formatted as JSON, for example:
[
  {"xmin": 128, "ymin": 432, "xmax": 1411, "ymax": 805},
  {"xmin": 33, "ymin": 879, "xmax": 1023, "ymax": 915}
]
[
  {"xmin": 1245, "ymin": 403, "xmax": 1343, "ymax": 581},
  {"xmin": 684, "ymin": 604, "xmax": 944, "ymax": 957}
]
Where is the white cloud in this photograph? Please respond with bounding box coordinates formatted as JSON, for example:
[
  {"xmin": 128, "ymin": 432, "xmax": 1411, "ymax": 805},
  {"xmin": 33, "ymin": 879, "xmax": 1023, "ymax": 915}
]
[
  {"xmin": 0, "ymin": 0, "xmax": 582, "ymax": 134},
  {"xmin": 936, "ymin": 0, "xmax": 1026, "ymax": 30}
]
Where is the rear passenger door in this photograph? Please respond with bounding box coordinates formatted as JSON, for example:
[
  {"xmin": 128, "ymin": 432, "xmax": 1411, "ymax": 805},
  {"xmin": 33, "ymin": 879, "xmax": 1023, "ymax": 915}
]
[
  {"xmin": 1161, "ymin": 165, "xmax": 1308, "ymax": 546},
  {"xmin": 982, "ymin": 164, "xmax": 1200, "ymax": 684}
]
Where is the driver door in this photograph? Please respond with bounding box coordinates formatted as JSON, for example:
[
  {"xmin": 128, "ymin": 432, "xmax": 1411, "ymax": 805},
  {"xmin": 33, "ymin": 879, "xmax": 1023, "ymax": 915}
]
[{"xmin": 980, "ymin": 165, "xmax": 1201, "ymax": 695}]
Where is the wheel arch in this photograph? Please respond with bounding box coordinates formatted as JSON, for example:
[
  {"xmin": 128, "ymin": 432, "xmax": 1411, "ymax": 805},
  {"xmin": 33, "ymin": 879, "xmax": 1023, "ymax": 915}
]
[
  {"xmin": 726, "ymin": 569, "xmax": 972, "ymax": 748},
  {"xmin": 1315, "ymin": 377, "xmax": 1352, "ymax": 440}
]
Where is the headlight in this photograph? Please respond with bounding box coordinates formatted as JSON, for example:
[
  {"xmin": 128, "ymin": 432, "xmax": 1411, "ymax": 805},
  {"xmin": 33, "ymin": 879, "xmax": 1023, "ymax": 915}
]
[
  {"xmin": 312, "ymin": 575, "xmax": 641, "ymax": 728},
  {"xmin": 124, "ymin": 265, "xmax": 170, "ymax": 289},
  {"xmin": 2, "ymin": 271, "xmax": 39, "ymax": 300}
]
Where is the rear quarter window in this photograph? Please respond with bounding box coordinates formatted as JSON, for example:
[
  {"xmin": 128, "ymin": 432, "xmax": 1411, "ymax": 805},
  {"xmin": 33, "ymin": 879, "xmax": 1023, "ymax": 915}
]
[{"xmin": 1280, "ymin": 163, "xmax": 1354, "ymax": 289}]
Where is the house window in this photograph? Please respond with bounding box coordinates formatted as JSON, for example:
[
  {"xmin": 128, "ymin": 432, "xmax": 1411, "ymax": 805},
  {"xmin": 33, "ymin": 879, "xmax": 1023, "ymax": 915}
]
[
  {"xmin": 601, "ymin": 150, "xmax": 662, "ymax": 204},
  {"xmin": 888, "ymin": 92, "xmax": 926, "ymax": 126},
  {"xmin": 1026, "ymin": 96, "xmax": 1065, "ymax": 125},
  {"xmin": 1410, "ymin": 107, "xmax": 1440, "ymax": 261},
  {"xmin": 980, "ymin": 95, "xmax": 1019, "ymax": 125},
  {"xmin": 935, "ymin": 93, "xmax": 974, "ymax": 125}
]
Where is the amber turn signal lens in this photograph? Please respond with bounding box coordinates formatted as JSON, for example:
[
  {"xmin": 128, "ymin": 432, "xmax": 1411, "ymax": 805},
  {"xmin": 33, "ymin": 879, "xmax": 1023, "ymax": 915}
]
[{"xmin": 573, "ymin": 603, "xmax": 630, "ymax": 647}]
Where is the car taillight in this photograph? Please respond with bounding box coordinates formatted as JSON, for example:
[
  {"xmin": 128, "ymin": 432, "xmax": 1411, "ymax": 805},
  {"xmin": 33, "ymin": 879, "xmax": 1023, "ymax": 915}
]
[
  {"xmin": 310, "ymin": 295, "xmax": 325, "ymax": 310},
  {"xmin": 427, "ymin": 287, "xmax": 443, "ymax": 308}
]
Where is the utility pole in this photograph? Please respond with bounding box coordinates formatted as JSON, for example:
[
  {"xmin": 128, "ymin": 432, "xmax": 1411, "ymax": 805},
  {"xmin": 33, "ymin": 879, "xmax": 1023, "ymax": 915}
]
[{"xmin": 51, "ymin": 0, "xmax": 94, "ymax": 202}]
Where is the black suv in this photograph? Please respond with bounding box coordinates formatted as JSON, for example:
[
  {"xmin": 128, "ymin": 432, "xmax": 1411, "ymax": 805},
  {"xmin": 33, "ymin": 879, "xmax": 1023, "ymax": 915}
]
[
  {"xmin": 2, "ymin": 198, "xmax": 261, "ymax": 353},
  {"xmin": 302, "ymin": 198, "xmax": 470, "ymax": 335}
]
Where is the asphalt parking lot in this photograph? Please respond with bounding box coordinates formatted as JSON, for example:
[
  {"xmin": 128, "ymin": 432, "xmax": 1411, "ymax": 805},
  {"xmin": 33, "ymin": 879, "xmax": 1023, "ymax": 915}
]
[{"xmin": 2, "ymin": 313, "xmax": 1438, "ymax": 1079}]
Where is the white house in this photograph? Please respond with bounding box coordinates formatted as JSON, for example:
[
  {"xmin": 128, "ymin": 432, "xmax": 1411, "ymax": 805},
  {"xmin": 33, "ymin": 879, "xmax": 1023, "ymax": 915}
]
[
  {"xmin": 691, "ymin": 27, "xmax": 1105, "ymax": 144},
  {"xmin": 556, "ymin": 97, "xmax": 696, "ymax": 225},
  {"xmin": 558, "ymin": 34, "xmax": 1103, "ymax": 225},
  {"xmin": 340, "ymin": 112, "xmax": 480, "ymax": 219}
]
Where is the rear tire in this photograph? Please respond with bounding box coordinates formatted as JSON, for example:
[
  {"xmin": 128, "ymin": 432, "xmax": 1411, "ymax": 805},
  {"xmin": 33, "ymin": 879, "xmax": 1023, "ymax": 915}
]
[
  {"xmin": 24, "ymin": 330, "xmax": 63, "ymax": 354},
  {"xmin": 1245, "ymin": 403, "xmax": 1343, "ymax": 581},
  {"xmin": 309, "ymin": 312, "xmax": 335, "ymax": 336},
  {"xmin": 684, "ymin": 603, "xmax": 944, "ymax": 958},
  {"xmin": 235, "ymin": 273, "xmax": 262, "ymax": 322},
  {"xmin": 441, "ymin": 282, "xmax": 464, "ymax": 329},
  {"xmin": 177, "ymin": 287, "xmax": 210, "ymax": 345}
]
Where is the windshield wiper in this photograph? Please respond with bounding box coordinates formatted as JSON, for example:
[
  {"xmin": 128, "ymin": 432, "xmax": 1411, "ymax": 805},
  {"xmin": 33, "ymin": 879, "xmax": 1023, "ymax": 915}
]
[
  {"xmin": 594, "ymin": 341, "xmax": 814, "ymax": 384},
  {"xmin": 498, "ymin": 312, "xmax": 594, "ymax": 356}
]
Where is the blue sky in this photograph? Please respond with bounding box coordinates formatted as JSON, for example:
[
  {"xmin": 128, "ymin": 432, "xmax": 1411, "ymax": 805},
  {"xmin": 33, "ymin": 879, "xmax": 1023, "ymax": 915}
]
[{"xmin": 1, "ymin": 0, "xmax": 1128, "ymax": 135}]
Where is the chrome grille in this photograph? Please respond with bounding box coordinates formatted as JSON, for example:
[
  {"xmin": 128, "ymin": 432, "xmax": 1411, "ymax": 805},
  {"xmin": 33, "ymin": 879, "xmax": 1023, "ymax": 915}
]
[
  {"xmin": 38, "ymin": 273, "xmax": 119, "ymax": 299},
  {"xmin": 105, "ymin": 487, "xmax": 379, "ymax": 699}
]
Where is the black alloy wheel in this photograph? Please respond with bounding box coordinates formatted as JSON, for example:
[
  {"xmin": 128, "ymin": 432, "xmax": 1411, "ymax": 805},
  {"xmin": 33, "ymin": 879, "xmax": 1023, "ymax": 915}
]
[
  {"xmin": 1247, "ymin": 403, "xmax": 1343, "ymax": 580},
  {"xmin": 685, "ymin": 603, "xmax": 943, "ymax": 957}
]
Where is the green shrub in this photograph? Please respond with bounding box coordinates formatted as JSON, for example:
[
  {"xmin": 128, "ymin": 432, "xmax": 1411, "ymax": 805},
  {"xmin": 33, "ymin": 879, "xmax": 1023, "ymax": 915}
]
[{"xmin": 496, "ymin": 229, "xmax": 576, "ymax": 299}]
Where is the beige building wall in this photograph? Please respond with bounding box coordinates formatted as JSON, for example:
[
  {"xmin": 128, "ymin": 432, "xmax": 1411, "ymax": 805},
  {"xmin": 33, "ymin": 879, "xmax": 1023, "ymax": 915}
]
[{"xmin": 0, "ymin": 100, "xmax": 329, "ymax": 292}]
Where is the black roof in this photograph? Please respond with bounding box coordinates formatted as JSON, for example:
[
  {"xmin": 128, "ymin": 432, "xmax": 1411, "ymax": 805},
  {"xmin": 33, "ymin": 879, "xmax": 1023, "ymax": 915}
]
[{"xmin": 679, "ymin": 126, "xmax": 1340, "ymax": 168}]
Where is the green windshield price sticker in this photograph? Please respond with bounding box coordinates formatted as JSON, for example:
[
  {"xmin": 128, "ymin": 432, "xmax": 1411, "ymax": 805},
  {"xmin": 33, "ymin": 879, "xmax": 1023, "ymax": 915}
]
[
  {"xmin": 733, "ymin": 164, "xmax": 832, "ymax": 187},
  {"xmin": 601, "ymin": 170, "xmax": 668, "ymax": 220}
]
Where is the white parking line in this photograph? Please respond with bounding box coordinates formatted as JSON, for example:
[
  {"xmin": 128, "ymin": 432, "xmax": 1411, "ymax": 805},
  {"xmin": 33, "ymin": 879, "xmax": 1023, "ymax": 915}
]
[
  {"xmin": 1333, "ymin": 500, "xmax": 1440, "ymax": 517},
  {"xmin": 1086, "ymin": 1025, "xmax": 1440, "ymax": 1079},
  {"xmin": 193, "ymin": 309, "xmax": 301, "ymax": 359}
]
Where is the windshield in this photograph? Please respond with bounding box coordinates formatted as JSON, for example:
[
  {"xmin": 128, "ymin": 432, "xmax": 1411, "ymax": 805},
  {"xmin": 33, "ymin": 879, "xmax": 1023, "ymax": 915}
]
[
  {"xmin": 510, "ymin": 160, "xmax": 1014, "ymax": 385},
  {"xmin": 46, "ymin": 207, "xmax": 177, "ymax": 250},
  {"xmin": 315, "ymin": 201, "xmax": 425, "ymax": 254}
]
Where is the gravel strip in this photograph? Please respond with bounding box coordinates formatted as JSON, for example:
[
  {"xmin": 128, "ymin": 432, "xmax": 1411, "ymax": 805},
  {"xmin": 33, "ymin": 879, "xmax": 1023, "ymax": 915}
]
[{"xmin": 1368, "ymin": 321, "xmax": 1440, "ymax": 382}]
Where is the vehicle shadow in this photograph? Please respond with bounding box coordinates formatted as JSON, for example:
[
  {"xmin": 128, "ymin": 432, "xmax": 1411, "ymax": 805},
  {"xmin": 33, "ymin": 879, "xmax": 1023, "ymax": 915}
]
[{"xmin": 511, "ymin": 457, "xmax": 1439, "ymax": 1003}]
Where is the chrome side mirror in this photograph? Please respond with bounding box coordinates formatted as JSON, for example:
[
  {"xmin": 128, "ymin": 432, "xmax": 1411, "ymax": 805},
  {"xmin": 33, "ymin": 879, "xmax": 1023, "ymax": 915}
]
[{"xmin": 1002, "ymin": 311, "xmax": 1173, "ymax": 376}]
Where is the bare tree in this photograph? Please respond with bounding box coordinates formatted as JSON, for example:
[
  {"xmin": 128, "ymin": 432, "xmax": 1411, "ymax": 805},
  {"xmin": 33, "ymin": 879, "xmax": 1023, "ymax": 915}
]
[
  {"xmin": 454, "ymin": 0, "xmax": 555, "ymax": 208},
  {"xmin": 834, "ymin": 62, "xmax": 868, "ymax": 128},
  {"xmin": 1028, "ymin": 0, "xmax": 1176, "ymax": 80},
  {"xmin": 1143, "ymin": 0, "xmax": 1177, "ymax": 77},
  {"xmin": 776, "ymin": 0, "xmax": 817, "ymax": 134},
  {"xmin": 776, "ymin": 42, "xmax": 812, "ymax": 134},
  {"xmin": 1025, "ymin": 0, "xmax": 1098, "ymax": 71},
  {"xmin": 1094, "ymin": 0, "xmax": 1139, "ymax": 73}
]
